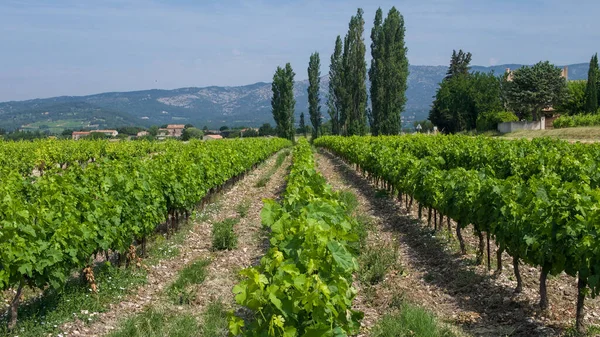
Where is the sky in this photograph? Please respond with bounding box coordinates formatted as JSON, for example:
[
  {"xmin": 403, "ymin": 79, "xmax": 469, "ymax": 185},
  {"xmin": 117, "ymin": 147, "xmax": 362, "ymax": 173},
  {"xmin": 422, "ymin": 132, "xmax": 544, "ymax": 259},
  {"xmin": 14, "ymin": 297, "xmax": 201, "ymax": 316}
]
[{"xmin": 0, "ymin": 0, "xmax": 599, "ymax": 102}]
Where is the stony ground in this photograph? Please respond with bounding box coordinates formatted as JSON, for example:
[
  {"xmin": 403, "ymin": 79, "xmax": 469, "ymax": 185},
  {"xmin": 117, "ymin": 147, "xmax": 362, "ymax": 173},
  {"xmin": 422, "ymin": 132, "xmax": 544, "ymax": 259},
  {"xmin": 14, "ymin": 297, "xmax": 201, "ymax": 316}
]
[
  {"xmin": 60, "ymin": 152, "xmax": 291, "ymax": 337},
  {"xmin": 315, "ymin": 149, "xmax": 600, "ymax": 337}
]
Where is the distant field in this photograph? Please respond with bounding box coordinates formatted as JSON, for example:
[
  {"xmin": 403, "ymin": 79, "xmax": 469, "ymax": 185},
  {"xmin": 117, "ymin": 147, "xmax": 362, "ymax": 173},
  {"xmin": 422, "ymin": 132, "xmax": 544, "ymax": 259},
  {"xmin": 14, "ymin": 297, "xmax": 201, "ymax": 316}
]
[
  {"xmin": 501, "ymin": 126, "xmax": 600, "ymax": 142},
  {"xmin": 20, "ymin": 119, "xmax": 94, "ymax": 133}
]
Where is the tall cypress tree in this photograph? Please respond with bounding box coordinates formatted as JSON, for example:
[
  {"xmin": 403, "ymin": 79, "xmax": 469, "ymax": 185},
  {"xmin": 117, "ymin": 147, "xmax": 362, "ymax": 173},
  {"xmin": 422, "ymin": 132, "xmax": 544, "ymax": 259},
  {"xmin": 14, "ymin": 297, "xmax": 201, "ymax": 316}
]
[
  {"xmin": 379, "ymin": 7, "xmax": 409, "ymax": 135},
  {"xmin": 369, "ymin": 8, "xmax": 384, "ymax": 136},
  {"xmin": 327, "ymin": 36, "xmax": 344, "ymax": 135},
  {"xmin": 584, "ymin": 53, "xmax": 599, "ymax": 113},
  {"xmin": 307, "ymin": 52, "xmax": 322, "ymax": 139},
  {"xmin": 342, "ymin": 8, "xmax": 368, "ymax": 136},
  {"xmin": 271, "ymin": 63, "xmax": 296, "ymax": 141},
  {"xmin": 445, "ymin": 49, "xmax": 472, "ymax": 80}
]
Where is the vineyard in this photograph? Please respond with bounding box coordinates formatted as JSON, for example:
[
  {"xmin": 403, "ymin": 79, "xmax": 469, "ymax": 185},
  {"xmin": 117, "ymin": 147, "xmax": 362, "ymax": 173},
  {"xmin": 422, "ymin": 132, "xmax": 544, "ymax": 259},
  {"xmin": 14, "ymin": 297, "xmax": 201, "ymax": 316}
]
[
  {"xmin": 0, "ymin": 138, "xmax": 290, "ymax": 332},
  {"xmin": 1, "ymin": 135, "xmax": 600, "ymax": 336},
  {"xmin": 315, "ymin": 135, "xmax": 600, "ymax": 334}
]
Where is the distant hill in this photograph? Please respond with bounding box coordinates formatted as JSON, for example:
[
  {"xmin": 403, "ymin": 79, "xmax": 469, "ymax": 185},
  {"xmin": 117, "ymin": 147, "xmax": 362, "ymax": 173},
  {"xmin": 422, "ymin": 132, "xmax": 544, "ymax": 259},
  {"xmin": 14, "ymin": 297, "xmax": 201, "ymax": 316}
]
[{"xmin": 0, "ymin": 63, "xmax": 589, "ymax": 131}]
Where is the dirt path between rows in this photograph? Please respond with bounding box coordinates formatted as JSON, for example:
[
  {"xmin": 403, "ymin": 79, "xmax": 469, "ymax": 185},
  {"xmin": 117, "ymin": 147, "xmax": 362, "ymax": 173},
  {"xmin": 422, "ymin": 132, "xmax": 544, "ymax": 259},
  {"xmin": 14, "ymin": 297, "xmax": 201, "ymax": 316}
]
[
  {"xmin": 60, "ymin": 152, "xmax": 291, "ymax": 337},
  {"xmin": 315, "ymin": 150, "xmax": 599, "ymax": 337}
]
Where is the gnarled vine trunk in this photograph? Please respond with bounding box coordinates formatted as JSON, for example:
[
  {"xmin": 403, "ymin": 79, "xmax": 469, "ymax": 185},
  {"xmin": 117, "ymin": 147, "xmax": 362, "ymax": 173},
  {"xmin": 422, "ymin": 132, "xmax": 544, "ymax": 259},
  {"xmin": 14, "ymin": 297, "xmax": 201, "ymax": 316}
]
[
  {"xmin": 513, "ymin": 255, "xmax": 522, "ymax": 293},
  {"xmin": 576, "ymin": 275, "xmax": 587, "ymax": 334},
  {"xmin": 456, "ymin": 222, "xmax": 466, "ymax": 254},
  {"xmin": 539, "ymin": 264, "xmax": 550, "ymax": 310},
  {"xmin": 8, "ymin": 279, "xmax": 24, "ymax": 330},
  {"xmin": 476, "ymin": 229, "xmax": 485, "ymax": 265}
]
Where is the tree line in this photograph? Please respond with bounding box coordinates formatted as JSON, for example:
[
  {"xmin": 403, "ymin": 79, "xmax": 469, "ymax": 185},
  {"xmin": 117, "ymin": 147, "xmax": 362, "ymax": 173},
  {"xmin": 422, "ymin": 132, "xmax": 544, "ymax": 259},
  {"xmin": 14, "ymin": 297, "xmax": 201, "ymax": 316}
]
[
  {"xmin": 270, "ymin": 7, "xmax": 409, "ymax": 141},
  {"xmin": 430, "ymin": 50, "xmax": 600, "ymax": 134}
]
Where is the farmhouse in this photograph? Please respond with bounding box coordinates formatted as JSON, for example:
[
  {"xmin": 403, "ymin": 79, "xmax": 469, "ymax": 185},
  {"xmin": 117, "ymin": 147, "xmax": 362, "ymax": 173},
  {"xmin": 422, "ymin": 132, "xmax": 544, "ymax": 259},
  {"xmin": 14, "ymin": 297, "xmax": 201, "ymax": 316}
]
[
  {"xmin": 203, "ymin": 134, "xmax": 223, "ymax": 141},
  {"xmin": 72, "ymin": 131, "xmax": 90, "ymax": 140},
  {"xmin": 166, "ymin": 124, "xmax": 185, "ymax": 137}
]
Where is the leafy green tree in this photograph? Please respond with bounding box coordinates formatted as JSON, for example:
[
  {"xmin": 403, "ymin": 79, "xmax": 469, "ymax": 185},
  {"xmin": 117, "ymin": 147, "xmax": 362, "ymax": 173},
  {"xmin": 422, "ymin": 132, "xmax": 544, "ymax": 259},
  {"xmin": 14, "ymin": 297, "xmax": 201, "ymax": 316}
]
[
  {"xmin": 557, "ymin": 80, "xmax": 587, "ymax": 115},
  {"xmin": 61, "ymin": 129, "xmax": 73, "ymax": 137},
  {"xmin": 259, "ymin": 123, "xmax": 276, "ymax": 136},
  {"xmin": 181, "ymin": 127, "xmax": 204, "ymax": 140},
  {"xmin": 299, "ymin": 112, "xmax": 307, "ymax": 137},
  {"xmin": 271, "ymin": 63, "xmax": 296, "ymax": 141},
  {"xmin": 327, "ymin": 36, "xmax": 344, "ymax": 135},
  {"xmin": 219, "ymin": 125, "xmax": 229, "ymax": 131},
  {"xmin": 584, "ymin": 53, "xmax": 599, "ymax": 113},
  {"xmin": 445, "ymin": 49, "xmax": 472, "ymax": 80},
  {"xmin": 148, "ymin": 125, "xmax": 159, "ymax": 136},
  {"xmin": 429, "ymin": 72, "xmax": 502, "ymax": 133},
  {"xmin": 412, "ymin": 120, "xmax": 434, "ymax": 132},
  {"xmin": 88, "ymin": 132, "xmax": 108, "ymax": 140},
  {"xmin": 504, "ymin": 61, "xmax": 567, "ymax": 121},
  {"xmin": 341, "ymin": 8, "xmax": 368, "ymax": 136},
  {"xmin": 307, "ymin": 52, "xmax": 322, "ymax": 139},
  {"xmin": 242, "ymin": 129, "xmax": 259, "ymax": 137}
]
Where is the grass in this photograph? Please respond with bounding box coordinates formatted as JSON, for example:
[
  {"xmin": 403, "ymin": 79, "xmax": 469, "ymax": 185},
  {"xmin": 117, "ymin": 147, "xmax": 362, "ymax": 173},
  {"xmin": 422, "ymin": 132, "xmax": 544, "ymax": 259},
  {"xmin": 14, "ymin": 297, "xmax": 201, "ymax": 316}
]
[
  {"xmin": 236, "ymin": 199, "xmax": 252, "ymax": 218},
  {"xmin": 371, "ymin": 302, "xmax": 456, "ymax": 337},
  {"xmin": 358, "ymin": 243, "xmax": 399, "ymax": 285},
  {"xmin": 107, "ymin": 306, "xmax": 200, "ymax": 337},
  {"xmin": 338, "ymin": 190, "xmax": 359, "ymax": 214},
  {"xmin": 200, "ymin": 301, "xmax": 229, "ymax": 337},
  {"xmin": 255, "ymin": 150, "xmax": 289, "ymax": 187},
  {"xmin": 0, "ymin": 207, "xmax": 208, "ymax": 337},
  {"xmin": 501, "ymin": 126, "xmax": 600, "ymax": 142},
  {"xmin": 211, "ymin": 218, "xmax": 239, "ymax": 251},
  {"xmin": 167, "ymin": 259, "xmax": 211, "ymax": 305},
  {"xmin": 0, "ymin": 262, "xmax": 147, "ymax": 337}
]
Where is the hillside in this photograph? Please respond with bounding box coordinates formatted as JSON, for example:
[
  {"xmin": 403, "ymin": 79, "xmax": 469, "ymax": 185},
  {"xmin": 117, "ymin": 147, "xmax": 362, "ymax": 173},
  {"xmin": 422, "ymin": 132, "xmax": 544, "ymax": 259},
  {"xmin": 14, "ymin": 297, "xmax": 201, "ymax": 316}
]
[{"xmin": 0, "ymin": 63, "xmax": 588, "ymax": 131}]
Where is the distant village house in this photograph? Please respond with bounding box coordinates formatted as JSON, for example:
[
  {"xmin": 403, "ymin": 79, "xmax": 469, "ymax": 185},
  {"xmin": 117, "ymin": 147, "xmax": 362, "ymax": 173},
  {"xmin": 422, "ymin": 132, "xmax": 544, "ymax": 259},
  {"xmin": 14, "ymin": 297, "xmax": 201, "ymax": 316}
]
[
  {"xmin": 166, "ymin": 124, "xmax": 185, "ymax": 137},
  {"xmin": 72, "ymin": 129, "xmax": 118, "ymax": 140},
  {"xmin": 203, "ymin": 134, "xmax": 223, "ymax": 141}
]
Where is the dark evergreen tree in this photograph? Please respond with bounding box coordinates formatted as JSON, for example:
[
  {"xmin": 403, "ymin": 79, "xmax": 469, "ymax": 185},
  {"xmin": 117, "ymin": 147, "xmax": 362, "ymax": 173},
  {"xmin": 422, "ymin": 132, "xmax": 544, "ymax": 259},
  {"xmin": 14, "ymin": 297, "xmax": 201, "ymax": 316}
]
[
  {"xmin": 504, "ymin": 61, "xmax": 567, "ymax": 121},
  {"xmin": 299, "ymin": 112, "xmax": 307, "ymax": 137},
  {"xmin": 271, "ymin": 63, "xmax": 296, "ymax": 141},
  {"xmin": 584, "ymin": 53, "xmax": 599, "ymax": 113},
  {"xmin": 327, "ymin": 36, "xmax": 344, "ymax": 135},
  {"xmin": 341, "ymin": 8, "xmax": 368, "ymax": 136},
  {"xmin": 445, "ymin": 49, "xmax": 472, "ymax": 80},
  {"xmin": 307, "ymin": 52, "xmax": 322, "ymax": 139},
  {"xmin": 369, "ymin": 8, "xmax": 384, "ymax": 136}
]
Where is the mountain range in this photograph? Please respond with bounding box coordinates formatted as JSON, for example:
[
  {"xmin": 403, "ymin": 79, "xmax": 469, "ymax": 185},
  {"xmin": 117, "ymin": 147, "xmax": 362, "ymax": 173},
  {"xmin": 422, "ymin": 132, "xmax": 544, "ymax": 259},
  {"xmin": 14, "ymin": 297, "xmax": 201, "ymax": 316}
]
[{"xmin": 0, "ymin": 63, "xmax": 589, "ymax": 132}]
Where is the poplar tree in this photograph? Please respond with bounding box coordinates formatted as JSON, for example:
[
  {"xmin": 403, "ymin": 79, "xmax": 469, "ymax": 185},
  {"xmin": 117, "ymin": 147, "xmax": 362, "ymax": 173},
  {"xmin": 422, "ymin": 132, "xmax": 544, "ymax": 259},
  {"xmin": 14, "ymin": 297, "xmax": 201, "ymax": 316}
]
[
  {"xmin": 271, "ymin": 63, "xmax": 296, "ymax": 141},
  {"xmin": 379, "ymin": 7, "xmax": 409, "ymax": 135},
  {"xmin": 307, "ymin": 52, "xmax": 322, "ymax": 139},
  {"xmin": 327, "ymin": 36, "xmax": 344, "ymax": 135},
  {"xmin": 342, "ymin": 8, "xmax": 368, "ymax": 136},
  {"xmin": 584, "ymin": 53, "xmax": 598, "ymax": 113},
  {"xmin": 369, "ymin": 8, "xmax": 384, "ymax": 135}
]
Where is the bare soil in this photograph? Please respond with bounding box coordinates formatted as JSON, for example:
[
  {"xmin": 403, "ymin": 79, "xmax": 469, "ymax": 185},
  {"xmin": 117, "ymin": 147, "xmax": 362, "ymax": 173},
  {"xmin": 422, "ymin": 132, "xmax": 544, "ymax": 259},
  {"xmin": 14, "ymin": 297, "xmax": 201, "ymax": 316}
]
[
  {"xmin": 315, "ymin": 150, "xmax": 600, "ymax": 337},
  {"xmin": 60, "ymin": 152, "xmax": 291, "ymax": 336}
]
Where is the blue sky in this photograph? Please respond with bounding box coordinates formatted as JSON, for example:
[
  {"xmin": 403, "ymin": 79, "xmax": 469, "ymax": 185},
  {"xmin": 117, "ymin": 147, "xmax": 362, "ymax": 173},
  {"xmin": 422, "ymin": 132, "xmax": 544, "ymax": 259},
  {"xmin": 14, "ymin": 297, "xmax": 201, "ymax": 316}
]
[{"xmin": 0, "ymin": 0, "xmax": 598, "ymax": 101}]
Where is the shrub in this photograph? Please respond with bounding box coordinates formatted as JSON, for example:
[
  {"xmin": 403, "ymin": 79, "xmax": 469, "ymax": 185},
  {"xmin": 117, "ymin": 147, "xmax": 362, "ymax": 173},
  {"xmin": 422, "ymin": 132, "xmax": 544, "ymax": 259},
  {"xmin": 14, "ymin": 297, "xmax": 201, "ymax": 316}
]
[
  {"xmin": 476, "ymin": 111, "xmax": 519, "ymax": 132},
  {"xmin": 211, "ymin": 218, "xmax": 239, "ymax": 251},
  {"xmin": 553, "ymin": 112, "xmax": 600, "ymax": 128}
]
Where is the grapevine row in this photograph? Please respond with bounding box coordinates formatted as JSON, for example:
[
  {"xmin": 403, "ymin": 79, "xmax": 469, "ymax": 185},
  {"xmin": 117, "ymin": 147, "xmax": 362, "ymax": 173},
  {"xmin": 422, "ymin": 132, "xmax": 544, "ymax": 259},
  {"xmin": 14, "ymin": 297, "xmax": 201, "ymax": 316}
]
[
  {"xmin": 0, "ymin": 138, "xmax": 290, "ymax": 328},
  {"xmin": 315, "ymin": 135, "xmax": 600, "ymax": 332},
  {"xmin": 229, "ymin": 139, "xmax": 363, "ymax": 337}
]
